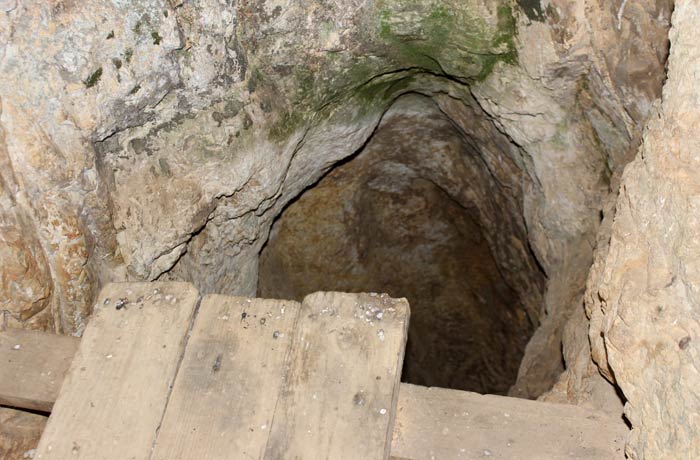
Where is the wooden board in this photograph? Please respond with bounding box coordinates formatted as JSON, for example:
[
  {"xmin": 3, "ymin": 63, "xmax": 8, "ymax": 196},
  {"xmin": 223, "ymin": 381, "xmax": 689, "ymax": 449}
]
[
  {"xmin": 264, "ymin": 292, "xmax": 410, "ymax": 460},
  {"xmin": 33, "ymin": 282, "xmax": 199, "ymax": 460},
  {"xmin": 390, "ymin": 384, "xmax": 628, "ymax": 460},
  {"xmin": 151, "ymin": 295, "xmax": 301, "ymax": 460},
  {"xmin": 3, "ymin": 308, "xmax": 631, "ymax": 460},
  {"xmin": 0, "ymin": 328, "xmax": 78, "ymax": 412}
]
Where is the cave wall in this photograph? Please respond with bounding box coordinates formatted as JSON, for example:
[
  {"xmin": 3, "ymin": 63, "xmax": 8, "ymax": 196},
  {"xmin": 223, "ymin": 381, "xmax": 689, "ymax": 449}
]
[
  {"xmin": 0, "ymin": 0, "xmax": 678, "ymax": 456},
  {"xmin": 259, "ymin": 94, "xmax": 540, "ymax": 394},
  {"xmin": 584, "ymin": 1, "xmax": 700, "ymax": 456}
]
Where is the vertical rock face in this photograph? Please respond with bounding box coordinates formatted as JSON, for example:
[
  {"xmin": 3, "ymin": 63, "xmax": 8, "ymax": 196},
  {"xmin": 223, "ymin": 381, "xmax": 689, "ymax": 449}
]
[{"xmin": 586, "ymin": 1, "xmax": 700, "ymax": 457}]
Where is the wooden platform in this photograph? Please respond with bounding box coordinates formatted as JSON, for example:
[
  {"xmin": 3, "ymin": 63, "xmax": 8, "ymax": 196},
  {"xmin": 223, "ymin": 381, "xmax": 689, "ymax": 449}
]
[
  {"xmin": 29, "ymin": 283, "xmax": 409, "ymax": 460},
  {"xmin": 1, "ymin": 282, "xmax": 628, "ymax": 459}
]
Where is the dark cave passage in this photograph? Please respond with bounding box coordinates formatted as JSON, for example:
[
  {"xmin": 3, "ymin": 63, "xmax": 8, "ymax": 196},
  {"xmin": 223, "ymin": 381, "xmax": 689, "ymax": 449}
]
[{"xmin": 258, "ymin": 94, "xmax": 543, "ymax": 395}]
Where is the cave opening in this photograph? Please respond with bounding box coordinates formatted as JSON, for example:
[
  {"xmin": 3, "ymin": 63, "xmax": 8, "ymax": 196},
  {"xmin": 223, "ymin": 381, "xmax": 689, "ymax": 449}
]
[{"xmin": 258, "ymin": 93, "xmax": 546, "ymax": 395}]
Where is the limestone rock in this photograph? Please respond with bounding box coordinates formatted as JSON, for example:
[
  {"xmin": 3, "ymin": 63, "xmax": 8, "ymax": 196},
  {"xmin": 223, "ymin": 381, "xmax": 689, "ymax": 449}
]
[
  {"xmin": 585, "ymin": 1, "xmax": 700, "ymax": 456},
  {"xmin": 0, "ymin": 0, "xmax": 681, "ymax": 455},
  {"xmin": 0, "ymin": 408, "xmax": 46, "ymax": 460}
]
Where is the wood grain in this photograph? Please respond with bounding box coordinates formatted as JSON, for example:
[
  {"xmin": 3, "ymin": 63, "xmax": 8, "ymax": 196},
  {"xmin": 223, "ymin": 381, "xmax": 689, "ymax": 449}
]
[
  {"xmin": 151, "ymin": 295, "xmax": 300, "ymax": 460},
  {"xmin": 33, "ymin": 282, "xmax": 199, "ymax": 460},
  {"xmin": 2, "ymin": 301, "xmax": 630, "ymax": 460},
  {"xmin": 0, "ymin": 328, "xmax": 78, "ymax": 412},
  {"xmin": 264, "ymin": 292, "xmax": 410, "ymax": 460},
  {"xmin": 390, "ymin": 384, "xmax": 628, "ymax": 460}
]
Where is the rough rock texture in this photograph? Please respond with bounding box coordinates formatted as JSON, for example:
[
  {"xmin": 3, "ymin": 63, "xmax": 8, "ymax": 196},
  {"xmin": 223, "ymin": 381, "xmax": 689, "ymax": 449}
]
[
  {"xmin": 0, "ymin": 0, "xmax": 678, "ymax": 455},
  {"xmin": 0, "ymin": 407, "xmax": 46, "ymax": 460},
  {"xmin": 260, "ymin": 95, "xmax": 538, "ymax": 394},
  {"xmin": 584, "ymin": 1, "xmax": 700, "ymax": 457},
  {"xmin": 539, "ymin": 0, "xmax": 674, "ymax": 417}
]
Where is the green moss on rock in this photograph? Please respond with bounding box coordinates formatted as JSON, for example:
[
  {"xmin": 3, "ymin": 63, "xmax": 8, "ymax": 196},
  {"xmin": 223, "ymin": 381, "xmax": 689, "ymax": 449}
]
[
  {"xmin": 83, "ymin": 67, "xmax": 103, "ymax": 88},
  {"xmin": 261, "ymin": 0, "xmax": 519, "ymax": 142},
  {"xmin": 376, "ymin": 0, "xmax": 517, "ymax": 81}
]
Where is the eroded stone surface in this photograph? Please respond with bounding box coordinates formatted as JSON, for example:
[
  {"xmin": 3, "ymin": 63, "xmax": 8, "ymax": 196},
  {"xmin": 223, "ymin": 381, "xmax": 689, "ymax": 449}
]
[
  {"xmin": 0, "ymin": 0, "xmax": 677, "ymax": 455},
  {"xmin": 0, "ymin": 407, "xmax": 46, "ymax": 460},
  {"xmin": 584, "ymin": 1, "xmax": 700, "ymax": 457}
]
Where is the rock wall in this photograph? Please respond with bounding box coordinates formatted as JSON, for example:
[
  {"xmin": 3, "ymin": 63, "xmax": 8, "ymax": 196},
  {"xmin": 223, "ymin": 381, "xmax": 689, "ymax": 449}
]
[
  {"xmin": 0, "ymin": 0, "xmax": 680, "ymax": 456},
  {"xmin": 0, "ymin": 407, "xmax": 46, "ymax": 460},
  {"xmin": 584, "ymin": 0, "xmax": 700, "ymax": 457}
]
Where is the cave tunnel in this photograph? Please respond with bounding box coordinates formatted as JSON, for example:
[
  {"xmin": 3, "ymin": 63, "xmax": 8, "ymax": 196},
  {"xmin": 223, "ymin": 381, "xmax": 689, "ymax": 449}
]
[{"xmin": 258, "ymin": 93, "xmax": 546, "ymax": 395}]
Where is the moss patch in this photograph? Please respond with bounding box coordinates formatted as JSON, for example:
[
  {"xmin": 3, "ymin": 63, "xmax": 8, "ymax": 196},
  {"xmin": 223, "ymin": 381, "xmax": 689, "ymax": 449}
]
[
  {"xmin": 376, "ymin": 0, "xmax": 517, "ymax": 81},
  {"xmin": 83, "ymin": 67, "xmax": 103, "ymax": 88},
  {"xmin": 258, "ymin": 0, "xmax": 518, "ymax": 142}
]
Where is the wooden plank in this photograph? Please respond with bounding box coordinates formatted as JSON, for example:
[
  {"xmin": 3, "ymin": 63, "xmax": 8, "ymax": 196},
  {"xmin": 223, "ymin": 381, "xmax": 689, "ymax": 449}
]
[
  {"xmin": 0, "ymin": 329, "xmax": 78, "ymax": 412},
  {"xmin": 2, "ymin": 314, "xmax": 630, "ymax": 460},
  {"xmin": 264, "ymin": 292, "xmax": 410, "ymax": 460},
  {"xmin": 151, "ymin": 295, "xmax": 300, "ymax": 460},
  {"xmin": 390, "ymin": 384, "xmax": 628, "ymax": 460},
  {"xmin": 33, "ymin": 282, "xmax": 199, "ymax": 460}
]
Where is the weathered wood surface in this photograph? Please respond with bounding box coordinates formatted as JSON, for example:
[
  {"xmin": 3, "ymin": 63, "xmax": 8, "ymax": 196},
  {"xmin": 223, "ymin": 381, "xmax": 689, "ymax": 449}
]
[
  {"xmin": 264, "ymin": 292, "xmax": 410, "ymax": 460},
  {"xmin": 151, "ymin": 295, "xmax": 301, "ymax": 460},
  {"xmin": 390, "ymin": 384, "xmax": 628, "ymax": 460},
  {"xmin": 0, "ymin": 328, "xmax": 78, "ymax": 412},
  {"xmin": 5, "ymin": 288, "xmax": 630, "ymax": 460},
  {"xmin": 33, "ymin": 282, "xmax": 199, "ymax": 460}
]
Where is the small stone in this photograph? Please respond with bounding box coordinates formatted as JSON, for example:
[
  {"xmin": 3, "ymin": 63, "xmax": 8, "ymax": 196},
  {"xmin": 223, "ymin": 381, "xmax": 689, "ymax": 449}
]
[
  {"xmin": 115, "ymin": 298, "xmax": 129, "ymax": 310},
  {"xmin": 353, "ymin": 392, "xmax": 365, "ymax": 406},
  {"xmin": 12, "ymin": 344, "xmax": 21, "ymax": 350},
  {"xmin": 379, "ymin": 408, "xmax": 387, "ymax": 415},
  {"xmin": 212, "ymin": 354, "xmax": 222, "ymax": 372}
]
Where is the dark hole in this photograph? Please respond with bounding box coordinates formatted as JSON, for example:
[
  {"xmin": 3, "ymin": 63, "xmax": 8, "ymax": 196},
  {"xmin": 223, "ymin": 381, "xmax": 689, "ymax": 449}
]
[{"xmin": 258, "ymin": 94, "xmax": 542, "ymax": 395}]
